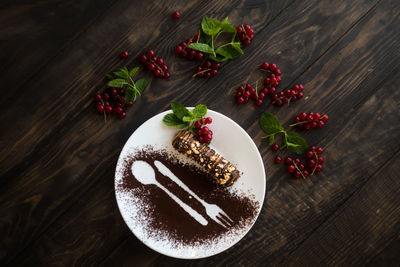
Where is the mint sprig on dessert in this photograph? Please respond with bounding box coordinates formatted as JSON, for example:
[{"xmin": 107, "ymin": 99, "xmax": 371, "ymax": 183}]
[
  {"xmin": 259, "ymin": 112, "xmax": 308, "ymax": 154},
  {"xmin": 163, "ymin": 102, "xmax": 213, "ymax": 144}
]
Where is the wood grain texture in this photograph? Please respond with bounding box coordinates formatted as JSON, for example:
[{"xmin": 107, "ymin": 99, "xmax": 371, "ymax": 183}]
[{"xmin": 1, "ymin": 0, "xmax": 400, "ymax": 265}]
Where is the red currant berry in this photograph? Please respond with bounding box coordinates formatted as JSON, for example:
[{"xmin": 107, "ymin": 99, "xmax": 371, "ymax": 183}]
[
  {"xmin": 287, "ymin": 165, "xmax": 295, "ymax": 173},
  {"xmin": 147, "ymin": 50, "xmax": 155, "ymax": 58},
  {"xmin": 306, "ymin": 151, "xmax": 314, "ymax": 158},
  {"xmin": 269, "ymin": 63, "xmax": 277, "ymax": 71},
  {"xmin": 274, "ymin": 156, "xmax": 282, "ymax": 164},
  {"xmin": 164, "ymin": 72, "xmax": 170, "ymax": 79},
  {"xmin": 204, "ymin": 61, "xmax": 212, "ymax": 68},
  {"xmin": 318, "ymin": 157, "xmax": 324, "ymax": 164},
  {"xmin": 261, "ymin": 62, "xmax": 269, "ymax": 70},
  {"xmin": 120, "ymin": 51, "xmax": 129, "ymax": 59},
  {"xmin": 243, "ymin": 39, "xmax": 251, "ymax": 46},
  {"xmin": 126, "ymin": 101, "xmax": 134, "ymax": 107},
  {"xmin": 114, "ymin": 106, "xmax": 123, "ymax": 114},
  {"xmin": 285, "ymin": 157, "xmax": 293, "ymax": 164},
  {"xmin": 201, "ymin": 126, "xmax": 209, "ymax": 135},
  {"xmin": 204, "ymin": 134, "xmax": 212, "ymax": 143},
  {"xmin": 316, "ymin": 147, "xmax": 323, "ymax": 154},
  {"xmin": 238, "ymin": 86, "xmax": 245, "ymax": 92},
  {"xmin": 316, "ymin": 164, "xmax": 323, "ymax": 172},
  {"xmin": 210, "ymin": 69, "xmax": 218, "ymax": 76},
  {"xmin": 119, "ymin": 112, "xmax": 126, "ymax": 119},
  {"xmin": 105, "ymin": 105, "xmax": 113, "ymax": 113},
  {"xmin": 269, "ymin": 87, "xmax": 276, "ymax": 94},
  {"xmin": 303, "ymin": 170, "xmax": 309, "ymax": 178},
  {"xmin": 96, "ymin": 103, "xmax": 104, "ymax": 113},
  {"xmin": 258, "ymin": 92, "xmax": 265, "ymax": 100},
  {"xmin": 321, "ymin": 115, "xmax": 329, "ymax": 122},
  {"xmin": 294, "ymin": 158, "xmax": 301, "ymax": 164},
  {"xmin": 255, "ymin": 99, "xmax": 263, "ymax": 106},
  {"xmin": 236, "ymin": 26, "xmax": 243, "ymax": 34},
  {"xmin": 196, "ymin": 52, "xmax": 204, "ymax": 60},
  {"xmin": 176, "ymin": 46, "xmax": 183, "ymax": 54},
  {"xmin": 194, "ymin": 120, "xmax": 202, "ymax": 128},
  {"xmin": 271, "ymin": 144, "xmax": 279, "ymax": 151},
  {"xmin": 94, "ymin": 94, "xmax": 102, "ymax": 101},
  {"xmin": 308, "ymin": 159, "xmax": 316, "ymax": 167},
  {"xmin": 237, "ymin": 97, "xmax": 245, "ymax": 104},
  {"xmin": 294, "ymin": 171, "xmax": 301, "ymax": 178},
  {"xmin": 204, "ymin": 72, "xmax": 211, "ymax": 79},
  {"xmin": 172, "ymin": 11, "xmax": 180, "ymax": 19},
  {"xmin": 243, "ymin": 91, "xmax": 251, "ymax": 98},
  {"xmin": 205, "ymin": 117, "xmax": 212, "ymax": 124}
]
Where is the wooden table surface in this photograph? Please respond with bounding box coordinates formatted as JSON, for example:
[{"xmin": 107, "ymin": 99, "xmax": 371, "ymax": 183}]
[{"xmin": 1, "ymin": 0, "xmax": 400, "ymax": 266}]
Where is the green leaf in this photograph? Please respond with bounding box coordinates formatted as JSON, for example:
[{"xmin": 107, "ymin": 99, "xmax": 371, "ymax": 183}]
[
  {"xmin": 107, "ymin": 78, "xmax": 128, "ymax": 88},
  {"xmin": 201, "ymin": 16, "xmax": 221, "ymax": 36},
  {"xmin": 209, "ymin": 54, "xmax": 229, "ymax": 62},
  {"xmin": 286, "ymin": 131, "xmax": 308, "ymax": 154},
  {"xmin": 125, "ymin": 87, "xmax": 136, "ymax": 103},
  {"xmin": 106, "ymin": 73, "xmax": 114, "ymax": 80},
  {"xmin": 220, "ymin": 17, "xmax": 236, "ymax": 32},
  {"xmin": 171, "ymin": 102, "xmax": 190, "ymax": 120},
  {"xmin": 231, "ymin": 42, "xmax": 244, "ymax": 54},
  {"xmin": 198, "ymin": 29, "xmax": 209, "ymax": 44},
  {"xmin": 187, "ymin": 43, "xmax": 215, "ymax": 56},
  {"xmin": 182, "ymin": 115, "xmax": 195, "ymax": 122},
  {"xmin": 135, "ymin": 78, "xmax": 148, "ymax": 93},
  {"xmin": 163, "ymin": 113, "xmax": 189, "ymax": 129},
  {"xmin": 129, "ymin": 67, "xmax": 139, "ymax": 77},
  {"xmin": 192, "ymin": 104, "xmax": 207, "ymax": 119},
  {"xmin": 259, "ymin": 112, "xmax": 284, "ymax": 134},
  {"xmin": 215, "ymin": 45, "xmax": 242, "ymax": 60}
]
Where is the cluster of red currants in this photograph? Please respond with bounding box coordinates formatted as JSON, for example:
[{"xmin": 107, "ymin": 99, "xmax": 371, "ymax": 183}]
[
  {"xmin": 139, "ymin": 50, "xmax": 170, "ymax": 79},
  {"xmin": 271, "ymin": 84, "xmax": 304, "ymax": 106},
  {"xmin": 236, "ymin": 24, "xmax": 254, "ymax": 46},
  {"xmin": 194, "ymin": 61, "xmax": 220, "ymax": 78},
  {"xmin": 273, "ymin": 145, "xmax": 325, "ymax": 179},
  {"xmin": 235, "ymin": 83, "xmax": 266, "ymax": 106},
  {"xmin": 94, "ymin": 88, "xmax": 133, "ymax": 119},
  {"xmin": 175, "ymin": 34, "xmax": 203, "ymax": 61},
  {"xmin": 291, "ymin": 112, "xmax": 329, "ymax": 129},
  {"xmin": 274, "ymin": 146, "xmax": 324, "ymax": 179},
  {"xmin": 194, "ymin": 117, "xmax": 213, "ymax": 143}
]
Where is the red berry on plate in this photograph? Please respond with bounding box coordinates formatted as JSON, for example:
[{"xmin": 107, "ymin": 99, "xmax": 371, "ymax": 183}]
[
  {"xmin": 205, "ymin": 117, "xmax": 212, "ymax": 124},
  {"xmin": 287, "ymin": 165, "xmax": 295, "ymax": 173}
]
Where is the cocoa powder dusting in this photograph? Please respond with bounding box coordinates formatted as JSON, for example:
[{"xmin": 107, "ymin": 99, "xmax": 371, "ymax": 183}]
[{"xmin": 116, "ymin": 147, "xmax": 260, "ymax": 248}]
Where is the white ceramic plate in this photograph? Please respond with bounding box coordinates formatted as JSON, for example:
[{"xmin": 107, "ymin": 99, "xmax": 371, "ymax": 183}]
[{"xmin": 115, "ymin": 109, "xmax": 266, "ymax": 259}]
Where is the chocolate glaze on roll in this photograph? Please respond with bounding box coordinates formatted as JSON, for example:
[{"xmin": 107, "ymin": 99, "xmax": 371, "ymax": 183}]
[{"xmin": 172, "ymin": 130, "xmax": 240, "ymax": 186}]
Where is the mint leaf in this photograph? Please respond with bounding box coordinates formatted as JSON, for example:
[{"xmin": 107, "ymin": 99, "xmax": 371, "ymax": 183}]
[
  {"xmin": 182, "ymin": 115, "xmax": 195, "ymax": 122},
  {"xmin": 201, "ymin": 16, "xmax": 221, "ymax": 36},
  {"xmin": 125, "ymin": 87, "xmax": 136, "ymax": 102},
  {"xmin": 135, "ymin": 78, "xmax": 148, "ymax": 93},
  {"xmin": 107, "ymin": 78, "xmax": 128, "ymax": 88},
  {"xmin": 231, "ymin": 42, "xmax": 243, "ymax": 54},
  {"xmin": 286, "ymin": 131, "xmax": 308, "ymax": 154},
  {"xmin": 260, "ymin": 112, "xmax": 283, "ymax": 133},
  {"xmin": 260, "ymin": 112, "xmax": 284, "ymax": 145},
  {"xmin": 192, "ymin": 104, "xmax": 207, "ymax": 119},
  {"xmin": 163, "ymin": 114, "xmax": 189, "ymax": 129},
  {"xmin": 220, "ymin": 17, "xmax": 236, "ymax": 32},
  {"xmin": 187, "ymin": 43, "xmax": 215, "ymax": 56},
  {"xmin": 208, "ymin": 54, "xmax": 228, "ymax": 62},
  {"xmin": 171, "ymin": 102, "xmax": 190, "ymax": 120},
  {"xmin": 129, "ymin": 67, "xmax": 139, "ymax": 77},
  {"xmin": 215, "ymin": 45, "xmax": 242, "ymax": 60}
]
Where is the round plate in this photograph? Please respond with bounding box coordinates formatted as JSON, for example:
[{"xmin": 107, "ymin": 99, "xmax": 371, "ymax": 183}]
[{"xmin": 115, "ymin": 109, "xmax": 266, "ymax": 259}]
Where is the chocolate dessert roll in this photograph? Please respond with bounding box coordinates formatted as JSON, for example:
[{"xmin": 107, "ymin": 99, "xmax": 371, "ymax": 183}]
[{"xmin": 172, "ymin": 130, "xmax": 240, "ymax": 186}]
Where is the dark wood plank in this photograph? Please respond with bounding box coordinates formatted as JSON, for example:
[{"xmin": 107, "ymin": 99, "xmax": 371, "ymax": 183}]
[
  {"xmin": 0, "ymin": 0, "xmax": 118, "ymax": 105},
  {"xmin": 367, "ymin": 234, "xmax": 400, "ymax": 267},
  {"xmin": 280, "ymin": 153, "xmax": 400, "ymax": 265},
  {"xmin": 0, "ymin": 0, "xmax": 296, "ymax": 264}
]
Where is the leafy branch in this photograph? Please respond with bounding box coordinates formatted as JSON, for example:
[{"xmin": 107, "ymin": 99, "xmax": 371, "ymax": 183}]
[
  {"xmin": 259, "ymin": 112, "xmax": 308, "ymax": 154},
  {"xmin": 187, "ymin": 16, "xmax": 244, "ymax": 63},
  {"xmin": 107, "ymin": 66, "xmax": 148, "ymax": 103},
  {"xmin": 163, "ymin": 102, "xmax": 207, "ymax": 130}
]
